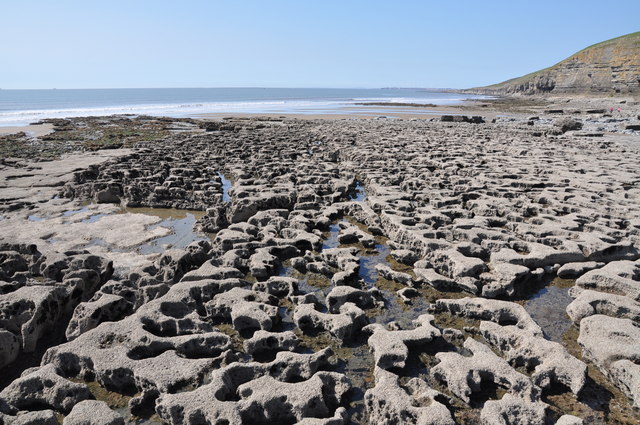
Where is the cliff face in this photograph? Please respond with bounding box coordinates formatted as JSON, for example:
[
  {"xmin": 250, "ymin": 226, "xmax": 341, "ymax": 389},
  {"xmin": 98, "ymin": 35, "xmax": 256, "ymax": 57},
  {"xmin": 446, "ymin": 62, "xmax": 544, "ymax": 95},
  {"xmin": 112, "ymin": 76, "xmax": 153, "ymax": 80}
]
[{"xmin": 471, "ymin": 32, "xmax": 640, "ymax": 96}]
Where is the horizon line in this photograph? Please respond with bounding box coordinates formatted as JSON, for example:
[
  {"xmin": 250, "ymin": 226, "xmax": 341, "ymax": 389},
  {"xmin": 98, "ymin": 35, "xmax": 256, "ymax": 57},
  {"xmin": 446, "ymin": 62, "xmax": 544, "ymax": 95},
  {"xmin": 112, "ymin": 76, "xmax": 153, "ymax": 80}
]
[{"xmin": 0, "ymin": 86, "xmax": 459, "ymax": 91}]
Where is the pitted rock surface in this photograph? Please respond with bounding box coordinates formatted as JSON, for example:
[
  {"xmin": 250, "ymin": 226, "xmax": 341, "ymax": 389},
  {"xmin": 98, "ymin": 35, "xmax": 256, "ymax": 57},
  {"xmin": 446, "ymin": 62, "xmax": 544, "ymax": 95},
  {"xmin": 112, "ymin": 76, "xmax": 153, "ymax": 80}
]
[
  {"xmin": 2, "ymin": 113, "xmax": 640, "ymax": 424},
  {"xmin": 0, "ymin": 244, "xmax": 113, "ymax": 370}
]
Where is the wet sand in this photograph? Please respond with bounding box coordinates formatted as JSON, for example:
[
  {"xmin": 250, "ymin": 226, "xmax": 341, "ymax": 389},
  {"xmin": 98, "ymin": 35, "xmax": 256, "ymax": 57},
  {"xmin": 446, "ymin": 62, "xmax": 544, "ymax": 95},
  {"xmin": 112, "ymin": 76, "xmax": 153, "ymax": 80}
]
[
  {"xmin": 193, "ymin": 100, "xmax": 507, "ymax": 121},
  {"xmin": 0, "ymin": 123, "xmax": 54, "ymax": 137}
]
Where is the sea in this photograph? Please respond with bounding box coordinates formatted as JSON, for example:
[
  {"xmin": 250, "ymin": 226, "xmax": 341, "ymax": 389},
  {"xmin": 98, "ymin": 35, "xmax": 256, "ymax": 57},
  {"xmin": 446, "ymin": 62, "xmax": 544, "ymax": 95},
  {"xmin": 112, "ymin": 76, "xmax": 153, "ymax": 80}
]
[{"xmin": 0, "ymin": 87, "xmax": 488, "ymax": 126}]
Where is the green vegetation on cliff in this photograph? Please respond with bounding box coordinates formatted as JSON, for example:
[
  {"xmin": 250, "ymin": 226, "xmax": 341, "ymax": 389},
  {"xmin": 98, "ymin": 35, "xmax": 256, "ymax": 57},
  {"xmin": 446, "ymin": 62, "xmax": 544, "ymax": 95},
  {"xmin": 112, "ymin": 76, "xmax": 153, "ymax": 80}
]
[{"xmin": 471, "ymin": 32, "xmax": 640, "ymax": 95}]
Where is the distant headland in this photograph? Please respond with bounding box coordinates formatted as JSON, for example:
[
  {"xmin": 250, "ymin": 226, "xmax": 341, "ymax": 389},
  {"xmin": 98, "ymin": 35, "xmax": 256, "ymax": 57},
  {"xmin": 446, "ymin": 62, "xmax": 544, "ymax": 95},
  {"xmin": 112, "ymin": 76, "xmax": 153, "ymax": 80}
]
[{"xmin": 467, "ymin": 31, "xmax": 640, "ymax": 96}]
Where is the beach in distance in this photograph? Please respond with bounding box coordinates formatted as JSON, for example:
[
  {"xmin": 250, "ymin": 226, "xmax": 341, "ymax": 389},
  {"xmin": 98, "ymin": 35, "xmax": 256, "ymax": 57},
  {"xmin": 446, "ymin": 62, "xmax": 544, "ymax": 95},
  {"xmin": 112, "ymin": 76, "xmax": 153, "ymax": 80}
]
[{"xmin": 0, "ymin": 87, "xmax": 490, "ymax": 127}]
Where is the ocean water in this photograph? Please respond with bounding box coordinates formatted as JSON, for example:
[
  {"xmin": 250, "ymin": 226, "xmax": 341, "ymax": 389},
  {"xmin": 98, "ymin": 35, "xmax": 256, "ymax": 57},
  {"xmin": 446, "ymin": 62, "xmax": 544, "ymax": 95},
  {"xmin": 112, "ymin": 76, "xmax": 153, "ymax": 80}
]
[{"xmin": 0, "ymin": 87, "xmax": 487, "ymax": 126}]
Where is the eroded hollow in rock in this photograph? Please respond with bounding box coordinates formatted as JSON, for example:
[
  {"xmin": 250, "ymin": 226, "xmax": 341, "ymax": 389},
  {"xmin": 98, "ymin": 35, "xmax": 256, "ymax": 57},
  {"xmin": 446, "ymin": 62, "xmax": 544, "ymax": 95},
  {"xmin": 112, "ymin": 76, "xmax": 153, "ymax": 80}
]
[{"xmin": 2, "ymin": 114, "xmax": 640, "ymax": 424}]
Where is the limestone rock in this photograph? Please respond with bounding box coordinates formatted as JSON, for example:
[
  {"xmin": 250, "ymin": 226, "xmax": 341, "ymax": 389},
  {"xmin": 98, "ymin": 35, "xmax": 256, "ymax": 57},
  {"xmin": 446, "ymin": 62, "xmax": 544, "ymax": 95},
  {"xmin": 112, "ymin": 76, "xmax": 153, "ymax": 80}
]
[
  {"xmin": 480, "ymin": 321, "xmax": 587, "ymax": 395},
  {"xmin": 3, "ymin": 410, "xmax": 59, "ymax": 425},
  {"xmin": 0, "ymin": 364, "xmax": 91, "ymax": 413},
  {"xmin": 364, "ymin": 367, "xmax": 455, "ymax": 425},
  {"xmin": 243, "ymin": 330, "xmax": 299, "ymax": 355},
  {"xmin": 557, "ymin": 261, "xmax": 603, "ymax": 279},
  {"xmin": 293, "ymin": 302, "xmax": 367, "ymax": 340},
  {"xmin": 434, "ymin": 297, "xmax": 543, "ymax": 336},
  {"xmin": 575, "ymin": 261, "xmax": 640, "ymax": 301},
  {"xmin": 63, "ymin": 400, "xmax": 124, "ymax": 425},
  {"xmin": 480, "ymin": 393, "xmax": 548, "ymax": 425},
  {"xmin": 364, "ymin": 314, "xmax": 440, "ymax": 369},
  {"xmin": 325, "ymin": 285, "xmax": 381, "ymax": 313},
  {"xmin": 578, "ymin": 315, "xmax": 640, "ymax": 407},
  {"xmin": 432, "ymin": 338, "xmax": 539, "ymax": 403},
  {"xmin": 415, "ymin": 267, "xmax": 477, "ymax": 293},
  {"xmin": 566, "ymin": 289, "xmax": 640, "ymax": 323},
  {"xmin": 66, "ymin": 293, "xmax": 132, "ymax": 340}
]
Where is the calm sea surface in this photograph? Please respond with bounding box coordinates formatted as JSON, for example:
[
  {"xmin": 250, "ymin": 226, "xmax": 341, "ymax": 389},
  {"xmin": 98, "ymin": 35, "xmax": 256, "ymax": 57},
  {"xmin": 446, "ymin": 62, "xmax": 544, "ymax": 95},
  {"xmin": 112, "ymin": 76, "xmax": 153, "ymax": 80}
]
[{"xmin": 0, "ymin": 88, "xmax": 487, "ymax": 126}]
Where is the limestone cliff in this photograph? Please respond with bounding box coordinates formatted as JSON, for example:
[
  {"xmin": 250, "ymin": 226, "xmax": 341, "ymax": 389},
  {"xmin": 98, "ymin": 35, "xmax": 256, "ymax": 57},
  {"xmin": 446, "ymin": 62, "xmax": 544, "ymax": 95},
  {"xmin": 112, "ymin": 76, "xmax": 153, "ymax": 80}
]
[{"xmin": 470, "ymin": 32, "xmax": 640, "ymax": 96}]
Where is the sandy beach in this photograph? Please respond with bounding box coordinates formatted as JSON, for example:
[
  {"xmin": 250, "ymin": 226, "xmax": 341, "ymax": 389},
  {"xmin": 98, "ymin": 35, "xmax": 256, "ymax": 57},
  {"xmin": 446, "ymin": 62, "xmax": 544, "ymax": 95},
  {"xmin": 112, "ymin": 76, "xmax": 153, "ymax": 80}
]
[
  {"xmin": 190, "ymin": 95, "xmax": 639, "ymax": 125},
  {"xmin": 0, "ymin": 123, "xmax": 54, "ymax": 138},
  {"xmin": 193, "ymin": 100, "xmax": 505, "ymax": 121},
  {"xmin": 0, "ymin": 101, "xmax": 493, "ymax": 137}
]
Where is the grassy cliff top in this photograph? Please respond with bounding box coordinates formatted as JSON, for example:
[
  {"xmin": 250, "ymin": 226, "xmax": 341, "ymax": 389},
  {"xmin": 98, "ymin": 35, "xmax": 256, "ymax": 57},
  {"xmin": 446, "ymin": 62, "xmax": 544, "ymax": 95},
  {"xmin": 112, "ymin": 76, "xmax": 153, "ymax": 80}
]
[{"xmin": 475, "ymin": 31, "xmax": 640, "ymax": 90}]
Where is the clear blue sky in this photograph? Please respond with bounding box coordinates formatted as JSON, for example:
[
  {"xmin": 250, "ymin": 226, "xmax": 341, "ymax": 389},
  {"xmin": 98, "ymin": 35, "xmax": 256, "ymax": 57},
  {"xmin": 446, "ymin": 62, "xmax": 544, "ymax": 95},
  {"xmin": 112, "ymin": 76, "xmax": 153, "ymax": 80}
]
[{"xmin": 1, "ymin": 0, "xmax": 638, "ymax": 89}]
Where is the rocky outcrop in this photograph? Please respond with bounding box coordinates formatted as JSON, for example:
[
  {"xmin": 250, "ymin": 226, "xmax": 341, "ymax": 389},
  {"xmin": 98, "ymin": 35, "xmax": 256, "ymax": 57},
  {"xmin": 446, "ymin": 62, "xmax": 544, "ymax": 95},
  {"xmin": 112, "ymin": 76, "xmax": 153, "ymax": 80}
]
[
  {"xmin": 363, "ymin": 315, "xmax": 440, "ymax": 369},
  {"xmin": 578, "ymin": 315, "xmax": 640, "ymax": 408},
  {"xmin": 0, "ymin": 244, "xmax": 113, "ymax": 369},
  {"xmin": 480, "ymin": 321, "xmax": 587, "ymax": 395},
  {"xmin": 63, "ymin": 400, "xmax": 125, "ymax": 425},
  {"xmin": 155, "ymin": 349, "xmax": 346, "ymax": 425},
  {"xmin": 433, "ymin": 297, "xmax": 544, "ymax": 336},
  {"xmin": 365, "ymin": 366, "xmax": 455, "ymax": 425},
  {"xmin": 0, "ymin": 364, "xmax": 92, "ymax": 413},
  {"xmin": 293, "ymin": 302, "xmax": 367, "ymax": 340},
  {"xmin": 432, "ymin": 338, "xmax": 540, "ymax": 404},
  {"xmin": 3, "ymin": 110, "xmax": 640, "ymax": 423},
  {"xmin": 470, "ymin": 31, "xmax": 640, "ymax": 95}
]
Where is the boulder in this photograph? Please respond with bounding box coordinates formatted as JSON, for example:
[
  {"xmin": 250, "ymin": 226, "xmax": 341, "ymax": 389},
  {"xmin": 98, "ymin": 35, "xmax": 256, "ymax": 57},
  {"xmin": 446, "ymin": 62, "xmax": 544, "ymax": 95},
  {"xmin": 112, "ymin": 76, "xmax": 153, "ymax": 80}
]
[
  {"xmin": 0, "ymin": 364, "xmax": 91, "ymax": 413},
  {"xmin": 434, "ymin": 297, "xmax": 543, "ymax": 336},
  {"xmin": 578, "ymin": 315, "xmax": 640, "ymax": 407},
  {"xmin": 554, "ymin": 118, "xmax": 583, "ymax": 133},
  {"xmin": 480, "ymin": 321, "xmax": 587, "ymax": 395},
  {"xmin": 557, "ymin": 261, "xmax": 603, "ymax": 279},
  {"xmin": 363, "ymin": 315, "xmax": 440, "ymax": 369},
  {"xmin": 63, "ymin": 400, "xmax": 125, "ymax": 425},
  {"xmin": 365, "ymin": 367, "xmax": 455, "ymax": 425},
  {"xmin": 293, "ymin": 302, "xmax": 367, "ymax": 340},
  {"xmin": 432, "ymin": 338, "xmax": 539, "ymax": 403},
  {"xmin": 566, "ymin": 289, "xmax": 640, "ymax": 323},
  {"xmin": 326, "ymin": 286, "xmax": 381, "ymax": 313},
  {"xmin": 243, "ymin": 330, "xmax": 299, "ymax": 355}
]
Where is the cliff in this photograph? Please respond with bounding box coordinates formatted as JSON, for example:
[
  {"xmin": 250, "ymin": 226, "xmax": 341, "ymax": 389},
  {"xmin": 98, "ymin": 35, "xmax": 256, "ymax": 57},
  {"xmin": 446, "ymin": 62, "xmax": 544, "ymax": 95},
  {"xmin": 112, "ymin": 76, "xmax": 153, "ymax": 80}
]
[{"xmin": 469, "ymin": 32, "xmax": 640, "ymax": 96}]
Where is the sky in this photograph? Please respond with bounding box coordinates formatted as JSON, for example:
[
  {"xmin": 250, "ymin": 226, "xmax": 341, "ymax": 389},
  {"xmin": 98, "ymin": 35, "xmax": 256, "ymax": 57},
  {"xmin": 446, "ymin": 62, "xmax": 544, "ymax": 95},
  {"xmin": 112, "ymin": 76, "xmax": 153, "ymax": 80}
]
[{"xmin": 1, "ymin": 0, "xmax": 638, "ymax": 89}]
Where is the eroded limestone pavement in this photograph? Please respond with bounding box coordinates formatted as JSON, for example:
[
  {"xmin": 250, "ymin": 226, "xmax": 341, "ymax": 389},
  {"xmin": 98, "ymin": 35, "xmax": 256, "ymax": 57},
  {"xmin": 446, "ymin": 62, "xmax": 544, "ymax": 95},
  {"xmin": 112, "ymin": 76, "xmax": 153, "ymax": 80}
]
[{"xmin": 1, "ymin": 113, "xmax": 640, "ymax": 424}]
